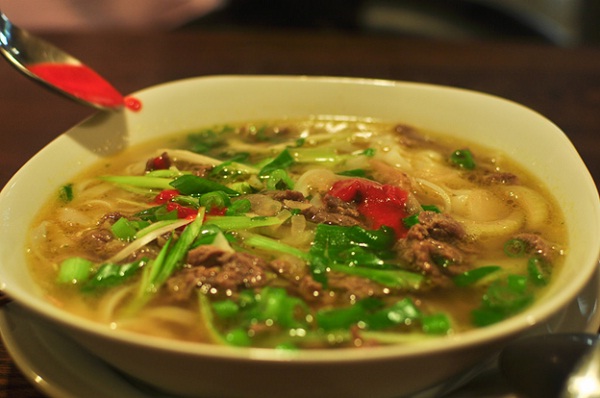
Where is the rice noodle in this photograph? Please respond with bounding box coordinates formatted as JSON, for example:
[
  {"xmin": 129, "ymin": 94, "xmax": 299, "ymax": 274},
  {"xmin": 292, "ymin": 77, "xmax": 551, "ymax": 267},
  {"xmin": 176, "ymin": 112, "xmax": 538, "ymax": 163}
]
[
  {"xmin": 413, "ymin": 178, "xmax": 452, "ymax": 212},
  {"xmin": 456, "ymin": 208, "xmax": 525, "ymax": 239},
  {"xmin": 502, "ymin": 186, "xmax": 550, "ymax": 230},
  {"xmin": 97, "ymin": 284, "xmax": 136, "ymax": 322},
  {"xmin": 294, "ymin": 168, "xmax": 341, "ymax": 196}
]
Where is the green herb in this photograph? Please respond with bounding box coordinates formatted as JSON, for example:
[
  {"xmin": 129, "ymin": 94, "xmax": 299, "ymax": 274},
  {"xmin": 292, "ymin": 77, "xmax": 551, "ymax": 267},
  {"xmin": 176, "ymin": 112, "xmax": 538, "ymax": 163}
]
[
  {"xmin": 264, "ymin": 169, "xmax": 295, "ymax": 190},
  {"xmin": 362, "ymin": 148, "xmax": 376, "ymax": 157},
  {"xmin": 450, "ymin": 149, "xmax": 476, "ymax": 170},
  {"xmin": 259, "ymin": 149, "xmax": 295, "ymax": 176},
  {"xmin": 187, "ymin": 126, "xmax": 231, "ymax": 154},
  {"xmin": 403, "ymin": 214, "xmax": 420, "ymax": 228},
  {"xmin": 59, "ymin": 183, "xmax": 74, "ymax": 202},
  {"xmin": 472, "ymin": 274, "xmax": 533, "ymax": 326},
  {"xmin": 316, "ymin": 297, "xmax": 449, "ymax": 334}
]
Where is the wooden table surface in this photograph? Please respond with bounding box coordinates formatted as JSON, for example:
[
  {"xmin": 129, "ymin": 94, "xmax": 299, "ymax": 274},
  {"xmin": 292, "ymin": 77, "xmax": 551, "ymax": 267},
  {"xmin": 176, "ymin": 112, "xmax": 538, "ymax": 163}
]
[{"xmin": 0, "ymin": 28, "xmax": 599, "ymax": 397}]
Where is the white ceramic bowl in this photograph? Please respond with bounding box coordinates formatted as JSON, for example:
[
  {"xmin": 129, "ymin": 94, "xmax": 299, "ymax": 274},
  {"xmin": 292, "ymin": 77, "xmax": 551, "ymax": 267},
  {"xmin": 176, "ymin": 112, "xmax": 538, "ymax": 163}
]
[{"xmin": 1, "ymin": 76, "xmax": 599, "ymax": 398}]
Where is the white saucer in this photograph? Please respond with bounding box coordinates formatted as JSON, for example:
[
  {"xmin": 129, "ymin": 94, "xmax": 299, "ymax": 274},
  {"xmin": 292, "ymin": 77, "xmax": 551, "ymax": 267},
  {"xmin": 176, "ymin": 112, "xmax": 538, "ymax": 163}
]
[{"xmin": 1, "ymin": 268, "xmax": 599, "ymax": 398}]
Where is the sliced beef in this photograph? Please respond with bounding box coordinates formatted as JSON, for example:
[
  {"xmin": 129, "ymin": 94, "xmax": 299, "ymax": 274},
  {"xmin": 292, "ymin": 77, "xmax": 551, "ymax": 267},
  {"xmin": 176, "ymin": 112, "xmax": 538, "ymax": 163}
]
[
  {"xmin": 398, "ymin": 211, "xmax": 470, "ymax": 287},
  {"xmin": 264, "ymin": 190, "xmax": 306, "ymax": 202},
  {"xmin": 468, "ymin": 170, "xmax": 520, "ymax": 186},
  {"xmin": 394, "ymin": 124, "xmax": 432, "ymax": 148},
  {"xmin": 513, "ymin": 232, "xmax": 558, "ymax": 261},
  {"xmin": 166, "ymin": 245, "xmax": 269, "ymax": 300},
  {"xmin": 302, "ymin": 194, "xmax": 366, "ymax": 227},
  {"xmin": 327, "ymin": 273, "xmax": 391, "ymax": 300},
  {"xmin": 400, "ymin": 239, "xmax": 468, "ymax": 276},
  {"xmin": 407, "ymin": 211, "xmax": 466, "ymax": 241},
  {"xmin": 77, "ymin": 228, "xmax": 125, "ymax": 261},
  {"xmin": 268, "ymin": 256, "xmax": 308, "ymax": 282}
]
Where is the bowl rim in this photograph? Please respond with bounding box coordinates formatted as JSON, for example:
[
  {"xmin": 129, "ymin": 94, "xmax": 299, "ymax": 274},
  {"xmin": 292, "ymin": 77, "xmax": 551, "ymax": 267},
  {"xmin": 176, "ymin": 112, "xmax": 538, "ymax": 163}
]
[{"xmin": 2, "ymin": 74, "xmax": 600, "ymax": 363}]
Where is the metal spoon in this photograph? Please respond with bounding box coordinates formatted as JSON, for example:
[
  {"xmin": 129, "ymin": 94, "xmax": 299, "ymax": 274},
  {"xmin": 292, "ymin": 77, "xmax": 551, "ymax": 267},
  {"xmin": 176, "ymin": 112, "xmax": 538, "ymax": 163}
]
[
  {"xmin": 500, "ymin": 333, "xmax": 600, "ymax": 398},
  {"xmin": 0, "ymin": 10, "xmax": 124, "ymax": 110}
]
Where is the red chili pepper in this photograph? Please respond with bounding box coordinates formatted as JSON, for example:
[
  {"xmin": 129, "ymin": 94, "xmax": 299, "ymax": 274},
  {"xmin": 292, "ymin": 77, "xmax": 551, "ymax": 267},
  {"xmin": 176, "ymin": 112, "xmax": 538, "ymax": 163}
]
[
  {"xmin": 329, "ymin": 179, "xmax": 409, "ymax": 238},
  {"xmin": 153, "ymin": 189, "xmax": 180, "ymax": 204},
  {"xmin": 150, "ymin": 154, "xmax": 170, "ymax": 170},
  {"xmin": 166, "ymin": 202, "xmax": 198, "ymax": 220},
  {"xmin": 207, "ymin": 206, "xmax": 227, "ymax": 216}
]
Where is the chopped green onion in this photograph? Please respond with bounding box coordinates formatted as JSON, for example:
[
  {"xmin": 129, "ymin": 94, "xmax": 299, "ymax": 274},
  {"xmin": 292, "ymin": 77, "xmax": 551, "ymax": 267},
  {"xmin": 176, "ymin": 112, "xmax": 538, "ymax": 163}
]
[
  {"xmin": 82, "ymin": 259, "xmax": 147, "ymax": 292},
  {"xmin": 226, "ymin": 199, "xmax": 251, "ymax": 215},
  {"xmin": 259, "ymin": 149, "xmax": 295, "ymax": 175},
  {"xmin": 153, "ymin": 208, "xmax": 206, "ymax": 286},
  {"xmin": 362, "ymin": 148, "xmax": 376, "ymax": 157},
  {"xmin": 337, "ymin": 169, "xmax": 368, "ymax": 178},
  {"xmin": 450, "ymin": 149, "xmax": 476, "ymax": 170},
  {"xmin": 110, "ymin": 217, "xmax": 138, "ymax": 241},
  {"xmin": 100, "ymin": 175, "xmax": 174, "ymax": 190},
  {"xmin": 199, "ymin": 191, "xmax": 231, "ymax": 211},
  {"xmin": 421, "ymin": 204, "xmax": 441, "ymax": 213},
  {"xmin": 329, "ymin": 264, "xmax": 423, "ymax": 290},
  {"xmin": 212, "ymin": 300, "xmax": 240, "ymax": 319},
  {"xmin": 57, "ymin": 257, "xmax": 93, "ymax": 284},
  {"xmin": 244, "ymin": 234, "xmax": 310, "ymax": 261},
  {"xmin": 403, "ymin": 214, "xmax": 420, "ymax": 228},
  {"xmin": 421, "ymin": 313, "xmax": 452, "ymax": 335},
  {"xmin": 206, "ymin": 215, "xmax": 287, "ymax": 231},
  {"xmin": 170, "ymin": 175, "xmax": 239, "ymax": 196},
  {"xmin": 224, "ymin": 328, "xmax": 252, "ymax": 347},
  {"xmin": 453, "ymin": 265, "xmax": 502, "ymax": 287},
  {"xmin": 472, "ymin": 274, "xmax": 533, "ymax": 327},
  {"xmin": 503, "ymin": 238, "xmax": 527, "ymax": 258},
  {"xmin": 528, "ymin": 256, "xmax": 551, "ymax": 286},
  {"xmin": 264, "ymin": 169, "xmax": 295, "ymax": 190}
]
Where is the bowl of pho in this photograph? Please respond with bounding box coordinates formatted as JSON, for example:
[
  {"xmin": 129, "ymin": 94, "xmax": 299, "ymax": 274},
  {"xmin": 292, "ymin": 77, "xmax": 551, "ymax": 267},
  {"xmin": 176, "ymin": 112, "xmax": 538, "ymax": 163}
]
[{"xmin": 0, "ymin": 76, "xmax": 599, "ymax": 398}]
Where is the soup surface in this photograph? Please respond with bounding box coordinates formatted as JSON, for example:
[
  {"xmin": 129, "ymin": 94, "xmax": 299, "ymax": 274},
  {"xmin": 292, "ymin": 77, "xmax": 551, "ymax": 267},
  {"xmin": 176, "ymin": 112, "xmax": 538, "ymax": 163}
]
[{"xmin": 27, "ymin": 118, "xmax": 566, "ymax": 348}]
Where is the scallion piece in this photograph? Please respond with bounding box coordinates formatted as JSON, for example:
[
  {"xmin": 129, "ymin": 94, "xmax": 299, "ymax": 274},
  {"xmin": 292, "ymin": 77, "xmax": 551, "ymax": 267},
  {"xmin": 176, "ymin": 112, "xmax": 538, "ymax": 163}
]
[
  {"xmin": 528, "ymin": 257, "xmax": 551, "ymax": 286},
  {"xmin": 259, "ymin": 149, "xmax": 294, "ymax": 175},
  {"xmin": 421, "ymin": 313, "xmax": 452, "ymax": 335},
  {"xmin": 170, "ymin": 174, "xmax": 239, "ymax": 196},
  {"xmin": 57, "ymin": 257, "xmax": 93, "ymax": 284},
  {"xmin": 199, "ymin": 191, "xmax": 231, "ymax": 210},
  {"xmin": 264, "ymin": 169, "xmax": 294, "ymax": 190},
  {"xmin": 110, "ymin": 217, "xmax": 138, "ymax": 241},
  {"xmin": 100, "ymin": 175, "xmax": 174, "ymax": 190},
  {"xmin": 503, "ymin": 238, "xmax": 527, "ymax": 258},
  {"xmin": 453, "ymin": 265, "xmax": 502, "ymax": 287},
  {"xmin": 205, "ymin": 215, "xmax": 287, "ymax": 231}
]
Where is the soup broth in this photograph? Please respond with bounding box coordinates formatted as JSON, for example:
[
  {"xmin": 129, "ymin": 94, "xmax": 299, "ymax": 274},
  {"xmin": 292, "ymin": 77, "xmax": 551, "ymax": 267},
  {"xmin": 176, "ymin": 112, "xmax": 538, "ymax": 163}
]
[{"xmin": 27, "ymin": 118, "xmax": 566, "ymax": 348}]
